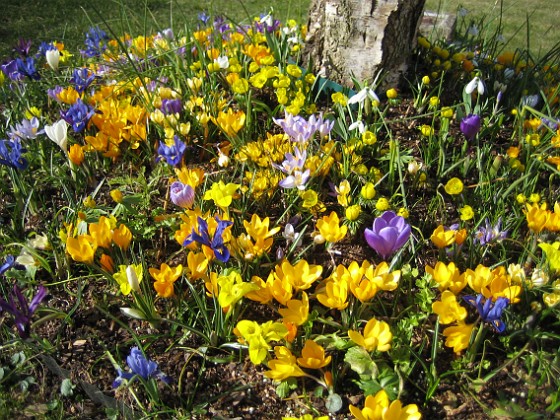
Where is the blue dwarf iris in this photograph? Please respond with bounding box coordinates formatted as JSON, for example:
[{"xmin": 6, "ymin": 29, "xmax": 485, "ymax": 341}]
[
  {"xmin": 0, "ymin": 284, "xmax": 47, "ymax": 338},
  {"xmin": 70, "ymin": 68, "xmax": 97, "ymax": 94},
  {"xmin": 464, "ymin": 294, "xmax": 509, "ymax": 333},
  {"xmin": 183, "ymin": 216, "xmax": 233, "ymax": 263},
  {"xmin": 157, "ymin": 135, "xmax": 187, "ymax": 166},
  {"xmin": 0, "ymin": 138, "xmax": 28, "ymax": 170},
  {"xmin": 60, "ymin": 99, "xmax": 95, "ymax": 133},
  {"xmin": 113, "ymin": 347, "xmax": 171, "ymax": 387}
]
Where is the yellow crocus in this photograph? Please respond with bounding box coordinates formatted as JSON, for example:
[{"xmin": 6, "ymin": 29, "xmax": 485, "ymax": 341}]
[
  {"xmin": 316, "ymin": 211, "xmax": 347, "ymax": 243},
  {"xmin": 425, "ymin": 261, "xmax": 466, "ymax": 294},
  {"xmin": 430, "ymin": 225, "xmax": 456, "ymax": 249},
  {"xmin": 349, "ymin": 389, "xmax": 421, "ymax": 420},
  {"xmin": 216, "ymin": 270, "xmax": 259, "ymax": 310},
  {"xmin": 264, "ymin": 346, "xmax": 306, "ymax": 381},
  {"xmin": 149, "ymin": 263, "xmax": 183, "ymax": 298},
  {"xmin": 442, "ymin": 322, "xmax": 475, "ymax": 354},
  {"xmin": 297, "ymin": 339, "xmax": 331, "ymax": 369},
  {"xmin": 316, "ymin": 279, "xmax": 348, "ymax": 310},
  {"xmin": 525, "ymin": 203, "xmax": 550, "ymax": 233},
  {"xmin": 274, "ymin": 259, "xmax": 322, "ymax": 292},
  {"xmin": 348, "ymin": 317, "xmax": 392, "ymax": 352},
  {"xmin": 186, "ymin": 250, "xmax": 209, "ymax": 281},
  {"xmin": 203, "ymin": 180, "xmax": 240, "ymax": 208},
  {"xmin": 432, "ymin": 290, "xmax": 467, "ymax": 324},
  {"xmin": 89, "ymin": 216, "xmax": 113, "ymax": 249},
  {"xmin": 66, "ymin": 235, "xmax": 96, "ymax": 264},
  {"xmin": 278, "ymin": 292, "xmax": 309, "ymax": 326},
  {"xmin": 112, "ymin": 224, "xmax": 132, "ymax": 250}
]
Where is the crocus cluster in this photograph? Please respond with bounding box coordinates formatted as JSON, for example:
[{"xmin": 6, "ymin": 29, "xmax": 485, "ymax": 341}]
[{"xmin": 273, "ymin": 112, "xmax": 334, "ymax": 143}]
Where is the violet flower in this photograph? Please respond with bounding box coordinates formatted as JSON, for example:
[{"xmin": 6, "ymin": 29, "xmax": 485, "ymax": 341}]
[
  {"xmin": 113, "ymin": 347, "xmax": 171, "ymax": 387},
  {"xmin": 15, "ymin": 57, "xmax": 40, "ymax": 80},
  {"xmin": 60, "ymin": 98, "xmax": 95, "ymax": 133},
  {"xmin": 0, "ymin": 255, "xmax": 16, "ymax": 275},
  {"xmin": 273, "ymin": 146, "xmax": 307, "ymax": 175},
  {"xmin": 464, "ymin": 294, "xmax": 509, "ymax": 333},
  {"xmin": 70, "ymin": 68, "xmax": 96, "ymax": 94},
  {"xmin": 0, "ymin": 138, "xmax": 28, "ymax": 170},
  {"xmin": 8, "ymin": 117, "xmax": 43, "ymax": 140},
  {"xmin": 82, "ymin": 26, "xmax": 109, "ymax": 58},
  {"xmin": 460, "ymin": 114, "xmax": 481, "ymax": 141},
  {"xmin": 169, "ymin": 181, "xmax": 195, "ymax": 208},
  {"xmin": 14, "ymin": 38, "xmax": 32, "ymax": 56},
  {"xmin": 474, "ymin": 218, "xmax": 507, "ymax": 246},
  {"xmin": 0, "ymin": 284, "xmax": 47, "ymax": 338},
  {"xmin": 273, "ymin": 113, "xmax": 332, "ymax": 143},
  {"xmin": 1, "ymin": 59, "xmax": 24, "ymax": 82},
  {"xmin": 161, "ymin": 99, "xmax": 182, "ymax": 115},
  {"xmin": 157, "ymin": 135, "xmax": 186, "ymax": 166},
  {"xmin": 364, "ymin": 211, "xmax": 411, "ymax": 260},
  {"xmin": 183, "ymin": 216, "xmax": 233, "ymax": 263}
]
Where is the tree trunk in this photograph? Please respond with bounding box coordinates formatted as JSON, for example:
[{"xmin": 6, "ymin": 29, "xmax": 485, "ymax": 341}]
[{"xmin": 304, "ymin": 0, "xmax": 426, "ymax": 88}]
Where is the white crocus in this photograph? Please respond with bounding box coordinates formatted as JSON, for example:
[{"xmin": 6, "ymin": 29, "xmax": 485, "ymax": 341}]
[
  {"xmin": 126, "ymin": 265, "xmax": 142, "ymax": 293},
  {"xmin": 464, "ymin": 76, "xmax": 485, "ymax": 95},
  {"xmin": 215, "ymin": 55, "xmax": 229, "ymax": 69},
  {"xmin": 45, "ymin": 49, "xmax": 60, "ymax": 71},
  {"xmin": 44, "ymin": 120, "xmax": 68, "ymax": 155}
]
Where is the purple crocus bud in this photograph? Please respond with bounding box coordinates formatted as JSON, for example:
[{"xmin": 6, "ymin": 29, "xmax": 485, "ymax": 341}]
[
  {"xmin": 161, "ymin": 99, "xmax": 182, "ymax": 115},
  {"xmin": 460, "ymin": 114, "xmax": 481, "ymax": 141},
  {"xmin": 169, "ymin": 181, "xmax": 195, "ymax": 208},
  {"xmin": 364, "ymin": 211, "xmax": 411, "ymax": 260}
]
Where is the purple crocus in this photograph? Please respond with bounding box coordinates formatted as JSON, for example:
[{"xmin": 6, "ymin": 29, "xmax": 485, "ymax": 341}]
[
  {"xmin": 0, "ymin": 284, "xmax": 47, "ymax": 338},
  {"xmin": 1, "ymin": 59, "xmax": 24, "ymax": 82},
  {"xmin": 460, "ymin": 114, "xmax": 481, "ymax": 141},
  {"xmin": 161, "ymin": 99, "xmax": 182, "ymax": 115},
  {"xmin": 464, "ymin": 294, "xmax": 509, "ymax": 333},
  {"xmin": 157, "ymin": 135, "xmax": 186, "ymax": 166},
  {"xmin": 273, "ymin": 112, "xmax": 335, "ymax": 143},
  {"xmin": 474, "ymin": 218, "xmax": 507, "ymax": 246},
  {"xmin": 183, "ymin": 216, "xmax": 233, "ymax": 263},
  {"xmin": 8, "ymin": 117, "xmax": 43, "ymax": 140},
  {"xmin": 60, "ymin": 98, "xmax": 95, "ymax": 132},
  {"xmin": 364, "ymin": 211, "xmax": 411, "ymax": 260},
  {"xmin": 14, "ymin": 38, "xmax": 32, "ymax": 56},
  {"xmin": 113, "ymin": 347, "xmax": 171, "ymax": 387},
  {"xmin": 169, "ymin": 181, "xmax": 195, "ymax": 208}
]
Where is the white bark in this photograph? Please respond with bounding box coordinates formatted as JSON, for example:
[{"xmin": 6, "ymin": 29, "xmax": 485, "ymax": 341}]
[{"xmin": 304, "ymin": 0, "xmax": 426, "ymax": 87}]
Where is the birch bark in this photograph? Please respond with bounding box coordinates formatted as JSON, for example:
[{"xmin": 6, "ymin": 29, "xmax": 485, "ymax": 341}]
[{"xmin": 304, "ymin": 0, "xmax": 426, "ymax": 87}]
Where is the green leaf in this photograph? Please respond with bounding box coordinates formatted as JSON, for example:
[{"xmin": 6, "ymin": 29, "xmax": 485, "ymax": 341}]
[
  {"xmin": 60, "ymin": 378, "xmax": 75, "ymax": 397},
  {"xmin": 345, "ymin": 346, "xmax": 377, "ymax": 378}
]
